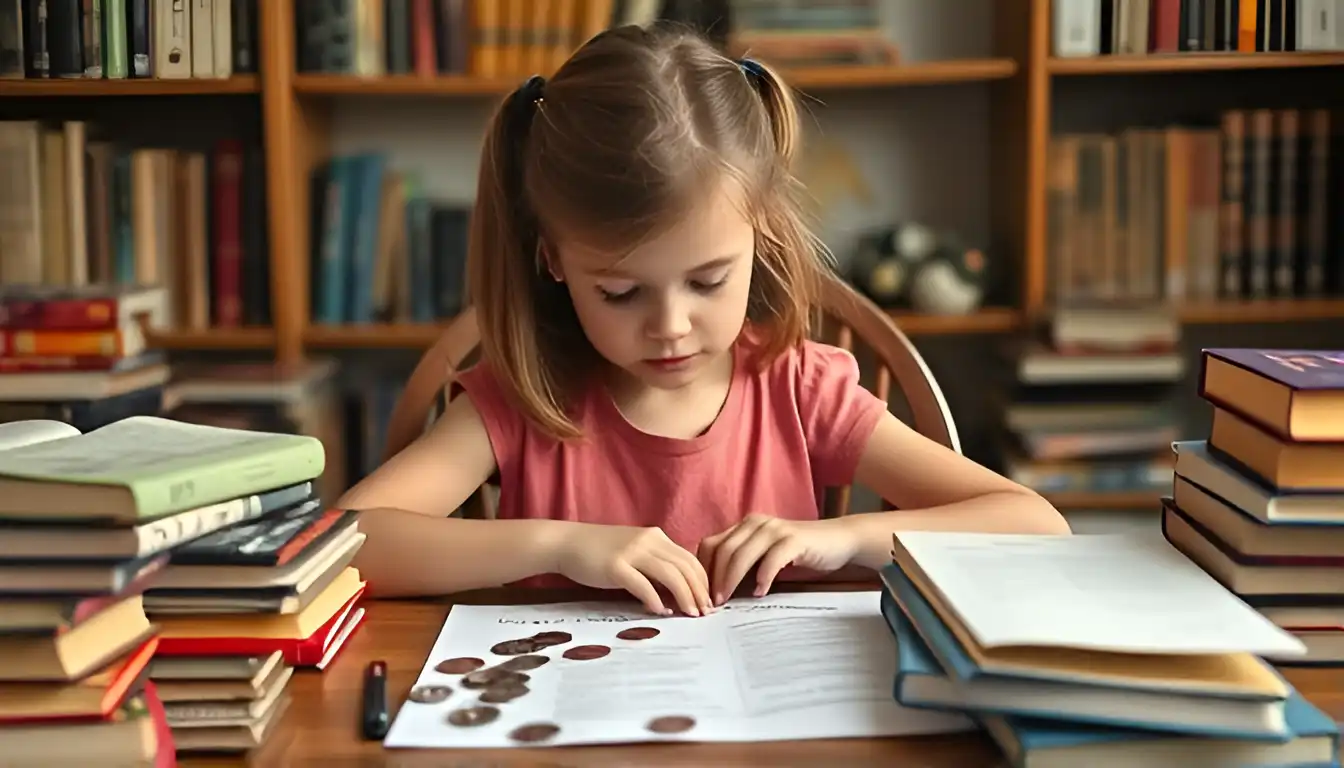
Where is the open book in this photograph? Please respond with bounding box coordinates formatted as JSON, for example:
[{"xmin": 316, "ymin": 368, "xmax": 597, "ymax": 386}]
[{"xmin": 0, "ymin": 416, "xmax": 326, "ymax": 524}]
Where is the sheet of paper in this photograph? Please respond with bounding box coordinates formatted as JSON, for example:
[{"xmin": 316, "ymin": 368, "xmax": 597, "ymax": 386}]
[
  {"xmin": 382, "ymin": 591, "xmax": 973, "ymax": 748},
  {"xmin": 893, "ymin": 531, "xmax": 1305, "ymax": 657}
]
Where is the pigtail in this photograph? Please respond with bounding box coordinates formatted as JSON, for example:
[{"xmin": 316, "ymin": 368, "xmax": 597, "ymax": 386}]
[
  {"xmin": 738, "ymin": 58, "xmax": 801, "ymax": 166},
  {"xmin": 469, "ymin": 76, "xmax": 583, "ymax": 440}
]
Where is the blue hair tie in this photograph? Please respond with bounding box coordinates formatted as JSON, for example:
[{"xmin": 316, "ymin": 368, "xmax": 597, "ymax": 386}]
[
  {"xmin": 518, "ymin": 75, "xmax": 546, "ymax": 105},
  {"xmin": 738, "ymin": 58, "xmax": 766, "ymax": 82}
]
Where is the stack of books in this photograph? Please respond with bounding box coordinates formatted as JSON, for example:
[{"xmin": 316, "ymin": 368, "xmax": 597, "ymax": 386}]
[
  {"xmin": 879, "ymin": 529, "xmax": 1340, "ymax": 767},
  {"xmin": 144, "ymin": 501, "xmax": 367, "ymax": 754},
  {"xmin": 1164, "ymin": 348, "xmax": 1344, "ymax": 666},
  {"xmin": 0, "ymin": 415, "xmax": 337, "ymax": 762},
  {"xmin": 0, "ymin": 286, "xmax": 172, "ymax": 431}
]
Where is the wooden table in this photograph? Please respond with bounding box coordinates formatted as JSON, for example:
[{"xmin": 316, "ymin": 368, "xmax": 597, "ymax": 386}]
[{"xmin": 184, "ymin": 582, "xmax": 1344, "ymax": 767}]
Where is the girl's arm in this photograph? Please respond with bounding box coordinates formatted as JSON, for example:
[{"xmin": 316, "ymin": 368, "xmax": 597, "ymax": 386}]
[
  {"xmin": 840, "ymin": 411, "xmax": 1073, "ymax": 569},
  {"xmin": 337, "ymin": 393, "xmax": 571, "ymax": 597}
]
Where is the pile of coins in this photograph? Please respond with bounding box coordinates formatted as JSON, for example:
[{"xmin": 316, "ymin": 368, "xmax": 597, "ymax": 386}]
[{"xmin": 404, "ymin": 625, "xmax": 696, "ymax": 743}]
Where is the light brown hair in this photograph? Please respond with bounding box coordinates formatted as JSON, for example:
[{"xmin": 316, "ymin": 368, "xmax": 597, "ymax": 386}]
[{"xmin": 468, "ymin": 23, "xmax": 831, "ymax": 440}]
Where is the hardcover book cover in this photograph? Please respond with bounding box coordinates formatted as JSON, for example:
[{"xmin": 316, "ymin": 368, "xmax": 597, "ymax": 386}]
[{"xmin": 1203, "ymin": 349, "xmax": 1344, "ymax": 390}]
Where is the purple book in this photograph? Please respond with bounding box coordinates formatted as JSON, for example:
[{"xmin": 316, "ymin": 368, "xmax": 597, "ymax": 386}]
[{"xmin": 1202, "ymin": 349, "xmax": 1344, "ymax": 390}]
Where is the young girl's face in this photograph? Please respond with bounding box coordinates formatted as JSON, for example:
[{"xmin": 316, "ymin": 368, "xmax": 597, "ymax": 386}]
[{"xmin": 550, "ymin": 181, "xmax": 756, "ymax": 390}]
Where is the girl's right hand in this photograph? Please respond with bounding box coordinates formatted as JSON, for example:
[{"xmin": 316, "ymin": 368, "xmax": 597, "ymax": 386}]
[{"xmin": 553, "ymin": 523, "xmax": 712, "ymax": 617}]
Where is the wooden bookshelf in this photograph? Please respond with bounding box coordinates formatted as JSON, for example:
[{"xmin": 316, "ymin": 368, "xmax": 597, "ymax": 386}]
[
  {"xmin": 1049, "ymin": 51, "xmax": 1344, "ymax": 75},
  {"xmin": 0, "ymin": 75, "xmax": 261, "ymax": 97},
  {"xmin": 1177, "ymin": 299, "xmax": 1344, "ymax": 324},
  {"xmin": 889, "ymin": 307, "xmax": 1022, "ymax": 335},
  {"xmin": 292, "ymin": 58, "xmax": 1018, "ymax": 97},
  {"xmin": 145, "ymin": 327, "xmax": 278, "ymax": 351}
]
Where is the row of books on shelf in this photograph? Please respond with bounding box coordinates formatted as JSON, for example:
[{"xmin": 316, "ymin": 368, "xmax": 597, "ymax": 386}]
[
  {"xmin": 3, "ymin": 0, "xmax": 257, "ymax": 80},
  {"xmin": 0, "ymin": 120, "xmax": 270, "ymax": 332},
  {"xmin": 1047, "ymin": 107, "xmax": 1344, "ymax": 306},
  {"xmin": 311, "ymin": 153, "xmax": 468, "ymax": 325},
  {"xmin": 297, "ymin": 0, "xmax": 889, "ymax": 80},
  {"xmin": 0, "ymin": 415, "xmax": 365, "ymax": 763},
  {"xmin": 885, "ymin": 342, "xmax": 1344, "ymax": 763},
  {"xmin": 1053, "ymin": 0, "xmax": 1344, "ymax": 58}
]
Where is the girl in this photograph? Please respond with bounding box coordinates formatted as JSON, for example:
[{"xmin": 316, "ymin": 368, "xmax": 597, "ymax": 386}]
[{"xmin": 339, "ymin": 24, "xmax": 1069, "ymax": 617}]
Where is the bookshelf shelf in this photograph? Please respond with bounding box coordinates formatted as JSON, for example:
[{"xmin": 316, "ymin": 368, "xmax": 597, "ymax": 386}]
[
  {"xmin": 889, "ymin": 307, "xmax": 1022, "ymax": 335},
  {"xmin": 1045, "ymin": 490, "xmax": 1160, "ymax": 510},
  {"xmin": 1048, "ymin": 52, "xmax": 1344, "ymax": 76},
  {"xmin": 0, "ymin": 76, "xmax": 261, "ymax": 97},
  {"xmin": 145, "ymin": 327, "xmax": 278, "ymax": 351},
  {"xmin": 291, "ymin": 59, "xmax": 1019, "ymax": 97},
  {"xmin": 1176, "ymin": 299, "xmax": 1344, "ymax": 324}
]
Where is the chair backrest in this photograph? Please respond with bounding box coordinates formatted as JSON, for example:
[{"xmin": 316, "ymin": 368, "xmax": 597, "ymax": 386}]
[{"xmin": 381, "ymin": 273, "xmax": 960, "ymax": 517}]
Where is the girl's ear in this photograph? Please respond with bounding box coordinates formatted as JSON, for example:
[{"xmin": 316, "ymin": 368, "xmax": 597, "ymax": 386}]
[{"xmin": 538, "ymin": 239, "xmax": 564, "ymax": 282}]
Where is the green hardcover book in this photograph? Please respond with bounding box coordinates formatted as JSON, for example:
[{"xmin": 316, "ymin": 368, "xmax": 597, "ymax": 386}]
[
  {"xmin": 0, "ymin": 416, "xmax": 326, "ymax": 524},
  {"xmin": 102, "ymin": 0, "xmax": 129, "ymax": 78}
]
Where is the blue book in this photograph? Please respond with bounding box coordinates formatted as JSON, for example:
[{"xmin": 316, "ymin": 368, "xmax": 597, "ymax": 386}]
[
  {"xmin": 879, "ymin": 563, "xmax": 1293, "ymax": 741},
  {"xmin": 982, "ymin": 691, "xmax": 1339, "ymax": 768},
  {"xmin": 1173, "ymin": 440, "xmax": 1344, "ymax": 524}
]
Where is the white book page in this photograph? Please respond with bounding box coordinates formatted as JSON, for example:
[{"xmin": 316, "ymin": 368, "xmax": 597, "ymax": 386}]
[
  {"xmin": 894, "ymin": 532, "xmax": 1305, "ymax": 657},
  {"xmin": 382, "ymin": 591, "xmax": 972, "ymax": 749},
  {"xmin": 0, "ymin": 420, "xmax": 80, "ymax": 452}
]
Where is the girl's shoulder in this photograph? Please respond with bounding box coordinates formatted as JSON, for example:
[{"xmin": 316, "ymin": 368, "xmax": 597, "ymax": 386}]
[{"xmin": 740, "ymin": 334, "xmax": 868, "ymax": 404}]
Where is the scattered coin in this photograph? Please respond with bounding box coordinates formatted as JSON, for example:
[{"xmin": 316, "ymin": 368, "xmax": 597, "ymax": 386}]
[
  {"xmin": 434, "ymin": 657, "xmax": 485, "ymax": 675},
  {"xmin": 461, "ymin": 668, "xmax": 531, "ymax": 689},
  {"xmin": 498, "ymin": 654, "xmax": 550, "ymax": 671},
  {"xmin": 490, "ymin": 638, "xmax": 543, "ymax": 656},
  {"xmin": 406, "ymin": 685, "xmax": 453, "ymax": 704},
  {"xmin": 531, "ymin": 630, "xmax": 572, "ymax": 646},
  {"xmin": 446, "ymin": 705, "xmax": 500, "ymax": 727},
  {"xmin": 478, "ymin": 683, "xmax": 530, "ymax": 704},
  {"xmin": 646, "ymin": 715, "xmax": 696, "ymax": 734},
  {"xmin": 616, "ymin": 626, "xmax": 660, "ymax": 641},
  {"xmin": 509, "ymin": 722, "xmax": 561, "ymax": 743},
  {"xmin": 561, "ymin": 644, "xmax": 611, "ymax": 661}
]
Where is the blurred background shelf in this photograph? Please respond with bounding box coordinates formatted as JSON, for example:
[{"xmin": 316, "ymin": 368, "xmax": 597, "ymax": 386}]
[
  {"xmin": 145, "ymin": 327, "xmax": 278, "ymax": 351},
  {"xmin": 1176, "ymin": 299, "xmax": 1344, "ymax": 324},
  {"xmin": 0, "ymin": 76, "xmax": 260, "ymax": 97},
  {"xmin": 1049, "ymin": 52, "xmax": 1344, "ymax": 75},
  {"xmin": 1044, "ymin": 491, "xmax": 1162, "ymax": 510},
  {"xmin": 291, "ymin": 58, "xmax": 1019, "ymax": 97}
]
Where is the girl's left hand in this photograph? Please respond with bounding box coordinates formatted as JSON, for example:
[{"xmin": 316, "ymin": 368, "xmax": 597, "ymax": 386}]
[{"xmin": 696, "ymin": 514, "xmax": 860, "ymax": 605}]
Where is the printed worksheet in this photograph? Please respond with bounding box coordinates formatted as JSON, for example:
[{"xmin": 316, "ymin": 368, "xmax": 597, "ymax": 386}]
[{"xmin": 382, "ymin": 591, "xmax": 973, "ymax": 748}]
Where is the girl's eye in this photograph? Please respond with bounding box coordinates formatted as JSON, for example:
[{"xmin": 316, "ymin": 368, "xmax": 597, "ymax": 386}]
[
  {"xmin": 691, "ymin": 276, "xmax": 728, "ymax": 293},
  {"xmin": 598, "ymin": 286, "xmax": 638, "ymax": 304}
]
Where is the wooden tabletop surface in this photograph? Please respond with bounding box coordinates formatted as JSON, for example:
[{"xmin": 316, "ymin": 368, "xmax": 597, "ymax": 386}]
[{"xmin": 181, "ymin": 582, "xmax": 1344, "ymax": 767}]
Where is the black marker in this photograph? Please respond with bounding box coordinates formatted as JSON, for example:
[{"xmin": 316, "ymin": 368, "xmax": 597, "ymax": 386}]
[{"xmin": 362, "ymin": 660, "xmax": 390, "ymax": 740}]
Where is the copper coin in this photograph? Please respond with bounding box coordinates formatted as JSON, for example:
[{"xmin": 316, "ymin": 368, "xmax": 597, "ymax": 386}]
[
  {"xmin": 462, "ymin": 668, "xmax": 531, "ymax": 689},
  {"xmin": 509, "ymin": 722, "xmax": 561, "ymax": 743},
  {"xmin": 406, "ymin": 685, "xmax": 453, "ymax": 704},
  {"xmin": 498, "ymin": 654, "xmax": 550, "ymax": 671},
  {"xmin": 616, "ymin": 626, "xmax": 660, "ymax": 641},
  {"xmin": 646, "ymin": 715, "xmax": 696, "ymax": 734},
  {"xmin": 531, "ymin": 631, "xmax": 572, "ymax": 645},
  {"xmin": 434, "ymin": 657, "xmax": 485, "ymax": 675},
  {"xmin": 478, "ymin": 683, "xmax": 530, "ymax": 704},
  {"xmin": 491, "ymin": 638, "xmax": 543, "ymax": 656},
  {"xmin": 561, "ymin": 644, "xmax": 611, "ymax": 661},
  {"xmin": 446, "ymin": 705, "xmax": 500, "ymax": 727}
]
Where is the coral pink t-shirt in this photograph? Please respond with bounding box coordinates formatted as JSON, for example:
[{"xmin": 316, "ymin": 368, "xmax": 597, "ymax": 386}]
[{"xmin": 455, "ymin": 339, "xmax": 887, "ymax": 588}]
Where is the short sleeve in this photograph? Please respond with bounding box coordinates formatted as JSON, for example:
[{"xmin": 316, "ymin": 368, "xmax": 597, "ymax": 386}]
[
  {"xmin": 796, "ymin": 341, "xmax": 887, "ymax": 487},
  {"xmin": 453, "ymin": 361, "xmax": 524, "ymax": 478}
]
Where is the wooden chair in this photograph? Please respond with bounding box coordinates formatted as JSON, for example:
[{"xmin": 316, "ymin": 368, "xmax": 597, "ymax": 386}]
[{"xmin": 381, "ymin": 273, "xmax": 960, "ymax": 519}]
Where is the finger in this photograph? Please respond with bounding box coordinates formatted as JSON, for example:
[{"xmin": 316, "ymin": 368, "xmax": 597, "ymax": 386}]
[
  {"xmin": 612, "ymin": 562, "xmax": 671, "ymax": 616},
  {"xmin": 718, "ymin": 528, "xmax": 779, "ymax": 602},
  {"xmin": 711, "ymin": 519, "xmax": 768, "ymax": 602},
  {"xmin": 696, "ymin": 531, "xmax": 724, "ymax": 574},
  {"xmin": 754, "ymin": 538, "xmax": 804, "ymax": 598},
  {"xmin": 663, "ymin": 543, "xmax": 712, "ymax": 613},
  {"xmin": 638, "ymin": 556, "xmax": 702, "ymax": 617}
]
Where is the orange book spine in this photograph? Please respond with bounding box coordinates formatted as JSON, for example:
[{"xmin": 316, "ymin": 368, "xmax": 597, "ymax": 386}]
[{"xmin": 0, "ymin": 329, "xmax": 133, "ymax": 357}]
